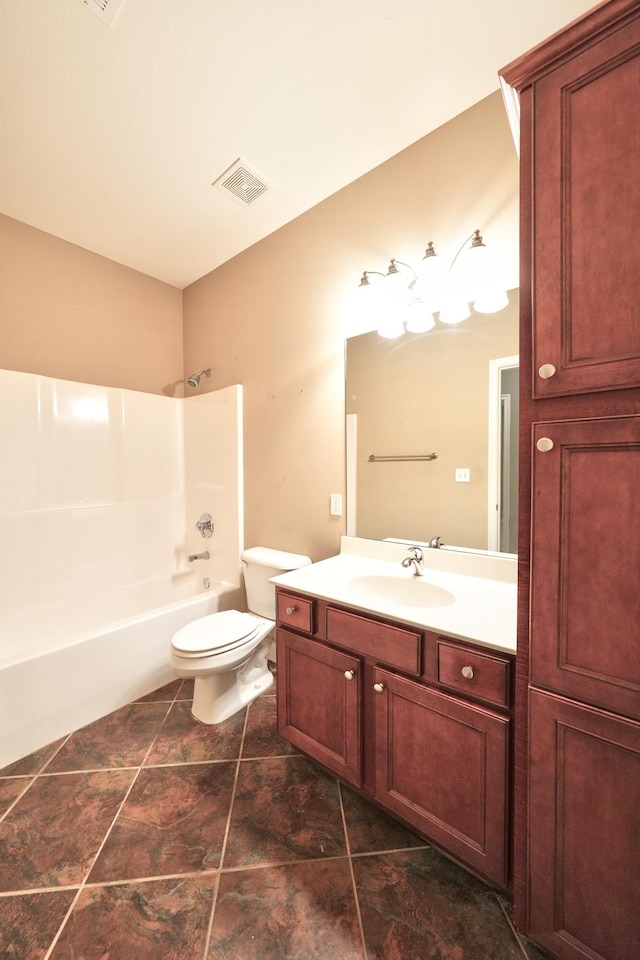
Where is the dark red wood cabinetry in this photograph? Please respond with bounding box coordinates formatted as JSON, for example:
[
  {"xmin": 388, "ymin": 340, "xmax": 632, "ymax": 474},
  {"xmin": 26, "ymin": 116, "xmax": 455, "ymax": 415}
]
[
  {"xmin": 276, "ymin": 590, "xmax": 513, "ymax": 887},
  {"xmin": 501, "ymin": 2, "xmax": 640, "ymax": 957}
]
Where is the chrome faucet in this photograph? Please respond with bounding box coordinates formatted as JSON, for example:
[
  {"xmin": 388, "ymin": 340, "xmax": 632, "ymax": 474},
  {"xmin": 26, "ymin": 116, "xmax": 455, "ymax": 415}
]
[
  {"xmin": 429, "ymin": 536, "xmax": 443, "ymax": 549},
  {"xmin": 188, "ymin": 551, "xmax": 210, "ymax": 562},
  {"xmin": 401, "ymin": 545, "xmax": 425, "ymax": 576}
]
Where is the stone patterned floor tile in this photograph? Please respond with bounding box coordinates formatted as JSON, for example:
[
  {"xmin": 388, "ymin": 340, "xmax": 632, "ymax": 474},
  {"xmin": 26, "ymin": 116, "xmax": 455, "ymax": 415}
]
[
  {"xmin": 208, "ymin": 859, "xmax": 364, "ymax": 959},
  {"xmin": 176, "ymin": 678, "xmax": 194, "ymax": 700},
  {"xmin": 49, "ymin": 875, "xmax": 217, "ymax": 960},
  {"xmin": 340, "ymin": 783, "xmax": 429, "ymax": 855},
  {"xmin": 242, "ymin": 697, "xmax": 298, "ymax": 758},
  {"xmin": 0, "ymin": 777, "xmax": 32, "ymax": 818},
  {"xmin": 0, "ymin": 769, "xmax": 134, "ymax": 891},
  {"xmin": 89, "ymin": 762, "xmax": 236, "ymax": 882},
  {"xmin": 224, "ymin": 755, "xmax": 346, "ymax": 868},
  {"xmin": 354, "ymin": 847, "xmax": 523, "ymax": 960},
  {"xmin": 0, "ymin": 889, "xmax": 77, "ymax": 960},
  {"xmin": 145, "ymin": 700, "xmax": 245, "ymax": 764},
  {"xmin": 46, "ymin": 703, "xmax": 169, "ymax": 772},
  {"xmin": 134, "ymin": 678, "xmax": 183, "ymax": 702},
  {"xmin": 0, "ymin": 738, "xmax": 66, "ymax": 778}
]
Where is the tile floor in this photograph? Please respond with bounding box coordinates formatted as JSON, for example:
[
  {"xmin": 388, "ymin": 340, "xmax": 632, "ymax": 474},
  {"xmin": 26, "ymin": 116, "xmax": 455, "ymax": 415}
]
[{"xmin": 0, "ymin": 670, "xmax": 550, "ymax": 960}]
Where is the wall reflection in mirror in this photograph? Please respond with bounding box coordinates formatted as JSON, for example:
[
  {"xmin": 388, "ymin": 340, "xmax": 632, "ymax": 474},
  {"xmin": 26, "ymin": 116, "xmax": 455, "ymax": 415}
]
[{"xmin": 345, "ymin": 289, "xmax": 519, "ymax": 555}]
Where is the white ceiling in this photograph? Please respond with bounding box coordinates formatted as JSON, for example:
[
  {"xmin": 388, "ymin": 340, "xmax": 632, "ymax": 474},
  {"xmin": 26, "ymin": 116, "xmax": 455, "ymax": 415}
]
[{"xmin": 1, "ymin": 0, "xmax": 596, "ymax": 289}]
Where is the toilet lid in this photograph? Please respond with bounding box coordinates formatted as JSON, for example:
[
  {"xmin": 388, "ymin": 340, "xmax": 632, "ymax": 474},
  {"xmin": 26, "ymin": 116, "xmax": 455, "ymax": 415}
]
[{"xmin": 172, "ymin": 609, "xmax": 266, "ymax": 656}]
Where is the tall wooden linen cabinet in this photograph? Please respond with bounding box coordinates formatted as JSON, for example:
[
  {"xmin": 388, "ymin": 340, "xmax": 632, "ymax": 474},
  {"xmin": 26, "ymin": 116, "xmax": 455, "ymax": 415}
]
[{"xmin": 500, "ymin": 2, "xmax": 640, "ymax": 958}]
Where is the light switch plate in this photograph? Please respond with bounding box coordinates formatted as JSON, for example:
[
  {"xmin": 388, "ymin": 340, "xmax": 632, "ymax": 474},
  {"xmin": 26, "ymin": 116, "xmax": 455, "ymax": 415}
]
[{"xmin": 455, "ymin": 468, "xmax": 470, "ymax": 482}]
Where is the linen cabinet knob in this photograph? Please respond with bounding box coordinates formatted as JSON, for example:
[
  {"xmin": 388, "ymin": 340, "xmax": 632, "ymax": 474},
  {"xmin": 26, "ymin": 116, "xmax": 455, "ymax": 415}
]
[
  {"xmin": 461, "ymin": 666, "xmax": 474, "ymax": 679},
  {"xmin": 285, "ymin": 606, "xmax": 296, "ymax": 615},
  {"xmin": 536, "ymin": 437, "xmax": 554, "ymax": 452},
  {"xmin": 344, "ymin": 670, "xmax": 355, "ymax": 681},
  {"xmin": 538, "ymin": 363, "xmax": 557, "ymax": 379},
  {"xmin": 373, "ymin": 682, "xmax": 385, "ymax": 694}
]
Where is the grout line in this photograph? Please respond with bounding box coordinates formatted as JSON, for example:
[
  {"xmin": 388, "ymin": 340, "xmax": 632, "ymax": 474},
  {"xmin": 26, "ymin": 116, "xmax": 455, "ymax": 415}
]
[
  {"xmin": 338, "ymin": 782, "xmax": 369, "ymax": 960},
  {"xmin": 0, "ymin": 775, "xmax": 37, "ymax": 824},
  {"xmin": 202, "ymin": 700, "xmax": 249, "ymax": 958},
  {"xmin": 497, "ymin": 894, "xmax": 532, "ymax": 960},
  {"xmin": 41, "ymin": 697, "xmax": 176, "ymax": 960}
]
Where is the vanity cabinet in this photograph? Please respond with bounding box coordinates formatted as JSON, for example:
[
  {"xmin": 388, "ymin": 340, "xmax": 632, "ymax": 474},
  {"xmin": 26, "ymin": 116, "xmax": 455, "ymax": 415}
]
[
  {"xmin": 500, "ymin": 1, "xmax": 640, "ymax": 956},
  {"xmin": 276, "ymin": 589, "xmax": 513, "ymax": 887}
]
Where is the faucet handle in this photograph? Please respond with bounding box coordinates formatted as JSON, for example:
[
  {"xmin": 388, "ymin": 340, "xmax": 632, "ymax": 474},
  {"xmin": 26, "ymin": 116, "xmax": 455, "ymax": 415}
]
[{"xmin": 407, "ymin": 545, "xmax": 424, "ymax": 559}]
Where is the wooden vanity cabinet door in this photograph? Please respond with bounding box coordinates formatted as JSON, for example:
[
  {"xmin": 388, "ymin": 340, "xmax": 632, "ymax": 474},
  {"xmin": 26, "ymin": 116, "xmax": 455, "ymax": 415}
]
[
  {"xmin": 277, "ymin": 629, "xmax": 362, "ymax": 787},
  {"xmin": 530, "ymin": 11, "xmax": 640, "ymax": 399},
  {"xmin": 373, "ymin": 667, "xmax": 509, "ymax": 886},
  {"xmin": 528, "ymin": 689, "xmax": 640, "ymax": 960},
  {"xmin": 531, "ymin": 417, "xmax": 640, "ymax": 720}
]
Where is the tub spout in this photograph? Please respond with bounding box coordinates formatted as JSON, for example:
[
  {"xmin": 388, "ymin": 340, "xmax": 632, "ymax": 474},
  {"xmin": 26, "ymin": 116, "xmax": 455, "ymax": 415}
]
[{"xmin": 188, "ymin": 551, "xmax": 210, "ymax": 562}]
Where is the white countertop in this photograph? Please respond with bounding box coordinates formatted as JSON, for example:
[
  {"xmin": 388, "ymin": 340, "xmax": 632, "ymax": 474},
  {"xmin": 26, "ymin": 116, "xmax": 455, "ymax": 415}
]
[{"xmin": 271, "ymin": 537, "xmax": 517, "ymax": 655}]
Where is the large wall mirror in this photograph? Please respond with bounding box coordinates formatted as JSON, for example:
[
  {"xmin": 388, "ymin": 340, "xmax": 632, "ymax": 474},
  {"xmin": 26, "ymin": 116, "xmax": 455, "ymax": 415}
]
[{"xmin": 345, "ymin": 289, "xmax": 519, "ymax": 554}]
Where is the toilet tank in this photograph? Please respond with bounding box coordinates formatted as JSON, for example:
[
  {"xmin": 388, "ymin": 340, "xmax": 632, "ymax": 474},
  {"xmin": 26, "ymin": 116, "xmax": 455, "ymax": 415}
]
[{"xmin": 241, "ymin": 547, "xmax": 311, "ymax": 619}]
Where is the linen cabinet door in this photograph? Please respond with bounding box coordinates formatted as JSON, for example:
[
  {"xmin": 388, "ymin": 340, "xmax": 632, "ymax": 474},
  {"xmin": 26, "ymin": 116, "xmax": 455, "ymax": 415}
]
[
  {"xmin": 373, "ymin": 667, "xmax": 509, "ymax": 886},
  {"xmin": 277, "ymin": 629, "xmax": 362, "ymax": 787},
  {"xmin": 531, "ymin": 12, "xmax": 640, "ymax": 399},
  {"xmin": 529, "ymin": 689, "xmax": 640, "ymax": 960},
  {"xmin": 530, "ymin": 417, "xmax": 640, "ymax": 719}
]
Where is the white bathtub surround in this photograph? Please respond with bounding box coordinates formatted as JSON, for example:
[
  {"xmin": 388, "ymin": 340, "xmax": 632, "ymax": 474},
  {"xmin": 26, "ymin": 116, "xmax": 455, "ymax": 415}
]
[
  {"xmin": 272, "ymin": 536, "xmax": 517, "ymax": 654},
  {"xmin": 0, "ymin": 370, "xmax": 243, "ymax": 768}
]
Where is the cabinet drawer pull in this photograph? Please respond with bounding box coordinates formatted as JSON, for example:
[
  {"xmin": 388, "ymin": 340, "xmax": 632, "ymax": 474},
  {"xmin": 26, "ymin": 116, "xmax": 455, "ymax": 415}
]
[
  {"xmin": 461, "ymin": 665, "xmax": 474, "ymax": 680},
  {"xmin": 536, "ymin": 437, "xmax": 554, "ymax": 452},
  {"xmin": 373, "ymin": 682, "xmax": 385, "ymax": 694},
  {"xmin": 285, "ymin": 606, "xmax": 296, "ymax": 615},
  {"xmin": 344, "ymin": 670, "xmax": 355, "ymax": 681},
  {"xmin": 538, "ymin": 363, "xmax": 557, "ymax": 379}
]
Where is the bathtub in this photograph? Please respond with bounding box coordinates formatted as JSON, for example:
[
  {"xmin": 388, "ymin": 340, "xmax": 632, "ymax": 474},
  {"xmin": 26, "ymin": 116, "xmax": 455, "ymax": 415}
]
[{"xmin": 0, "ymin": 580, "xmax": 242, "ymax": 770}]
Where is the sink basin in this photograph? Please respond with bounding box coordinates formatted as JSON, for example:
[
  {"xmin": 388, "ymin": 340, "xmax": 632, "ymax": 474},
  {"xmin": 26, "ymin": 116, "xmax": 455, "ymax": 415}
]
[{"xmin": 349, "ymin": 574, "xmax": 456, "ymax": 609}]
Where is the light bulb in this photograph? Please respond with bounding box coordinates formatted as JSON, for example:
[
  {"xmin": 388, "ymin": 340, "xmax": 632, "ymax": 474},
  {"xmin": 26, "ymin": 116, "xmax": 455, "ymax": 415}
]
[
  {"xmin": 377, "ymin": 316, "xmax": 405, "ymax": 339},
  {"xmin": 405, "ymin": 302, "xmax": 436, "ymax": 333},
  {"xmin": 438, "ymin": 294, "xmax": 470, "ymax": 325},
  {"xmin": 473, "ymin": 287, "xmax": 509, "ymax": 314},
  {"xmin": 413, "ymin": 242, "xmax": 445, "ymax": 310}
]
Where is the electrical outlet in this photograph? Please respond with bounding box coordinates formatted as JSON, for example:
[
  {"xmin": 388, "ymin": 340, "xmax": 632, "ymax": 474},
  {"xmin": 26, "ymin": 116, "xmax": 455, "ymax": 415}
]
[
  {"xmin": 330, "ymin": 493, "xmax": 343, "ymax": 516},
  {"xmin": 455, "ymin": 468, "xmax": 471, "ymax": 483}
]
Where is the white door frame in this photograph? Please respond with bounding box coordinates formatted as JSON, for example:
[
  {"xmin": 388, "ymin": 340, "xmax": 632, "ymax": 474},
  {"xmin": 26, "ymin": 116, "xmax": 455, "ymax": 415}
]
[{"xmin": 487, "ymin": 355, "xmax": 519, "ymax": 552}]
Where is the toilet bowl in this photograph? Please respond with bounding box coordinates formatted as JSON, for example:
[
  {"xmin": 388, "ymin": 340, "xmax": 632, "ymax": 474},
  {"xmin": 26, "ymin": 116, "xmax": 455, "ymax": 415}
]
[{"xmin": 170, "ymin": 546, "xmax": 310, "ymax": 724}]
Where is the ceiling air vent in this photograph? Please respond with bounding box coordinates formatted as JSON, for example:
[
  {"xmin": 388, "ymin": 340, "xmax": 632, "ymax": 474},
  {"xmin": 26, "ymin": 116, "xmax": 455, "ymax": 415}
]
[
  {"xmin": 212, "ymin": 160, "xmax": 270, "ymax": 207},
  {"xmin": 79, "ymin": 0, "xmax": 125, "ymax": 27}
]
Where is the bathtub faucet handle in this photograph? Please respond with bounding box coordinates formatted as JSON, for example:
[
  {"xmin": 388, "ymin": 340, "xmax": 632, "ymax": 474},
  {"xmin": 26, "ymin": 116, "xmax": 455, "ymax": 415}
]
[{"xmin": 196, "ymin": 514, "xmax": 214, "ymax": 538}]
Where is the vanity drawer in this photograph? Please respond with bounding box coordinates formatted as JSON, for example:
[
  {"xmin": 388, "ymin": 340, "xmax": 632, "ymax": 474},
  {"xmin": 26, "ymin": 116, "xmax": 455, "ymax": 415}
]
[
  {"xmin": 277, "ymin": 592, "xmax": 314, "ymax": 634},
  {"xmin": 437, "ymin": 641, "xmax": 511, "ymax": 708},
  {"xmin": 326, "ymin": 607, "xmax": 421, "ymax": 676}
]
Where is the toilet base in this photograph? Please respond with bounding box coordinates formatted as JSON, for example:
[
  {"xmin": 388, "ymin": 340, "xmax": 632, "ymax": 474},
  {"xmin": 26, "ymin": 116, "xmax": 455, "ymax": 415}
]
[{"xmin": 191, "ymin": 640, "xmax": 274, "ymax": 724}]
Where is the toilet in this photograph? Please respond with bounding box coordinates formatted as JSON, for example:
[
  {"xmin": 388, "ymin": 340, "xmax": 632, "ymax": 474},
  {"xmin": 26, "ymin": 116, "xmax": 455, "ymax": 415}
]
[{"xmin": 170, "ymin": 546, "xmax": 311, "ymax": 724}]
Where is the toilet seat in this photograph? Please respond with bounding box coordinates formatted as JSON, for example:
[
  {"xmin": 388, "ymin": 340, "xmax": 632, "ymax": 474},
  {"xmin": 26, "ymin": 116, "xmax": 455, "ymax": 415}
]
[{"xmin": 171, "ymin": 609, "xmax": 270, "ymax": 659}]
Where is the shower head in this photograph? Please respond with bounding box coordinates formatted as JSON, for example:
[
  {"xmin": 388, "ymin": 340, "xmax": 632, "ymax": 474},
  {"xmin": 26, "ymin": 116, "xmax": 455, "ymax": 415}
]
[{"xmin": 187, "ymin": 368, "xmax": 212, "ymax": 388}]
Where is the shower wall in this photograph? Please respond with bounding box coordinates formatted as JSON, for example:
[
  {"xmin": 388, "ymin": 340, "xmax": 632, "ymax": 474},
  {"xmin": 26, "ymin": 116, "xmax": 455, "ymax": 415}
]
[{"xmin": 0, "ymin": 369, "xmax": 243, "ymax": 661}]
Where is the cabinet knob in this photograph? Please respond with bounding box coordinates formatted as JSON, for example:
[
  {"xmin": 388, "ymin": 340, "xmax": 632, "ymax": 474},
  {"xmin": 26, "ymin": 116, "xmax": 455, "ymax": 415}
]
[
  {"xmin": 538, "ymin": 363, "xmax": 557, "ymax": 379},
  {"xmin": 536, "ymin": 437, "xmax": 554, "ymax": 453},
  {"xmin": 373, "ymin": 682, "xmax": 385, "ymax": 694},
  {"xmin": 285, "ymin": 606, "xmax": 296, "ymax": 615},
  {"xmin": 344, "ymin": 670, "xmax": 355, "ymax": 681},
  {"xmin": 461, "ymin": 665, "xmax": 474, "ymax": 680}
]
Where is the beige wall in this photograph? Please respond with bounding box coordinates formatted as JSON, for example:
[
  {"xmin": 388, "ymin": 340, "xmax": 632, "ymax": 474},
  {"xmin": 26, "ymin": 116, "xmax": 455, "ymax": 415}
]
[
  {"xmin": 0, "ymin": 92, "xmax": 518, "ymax": 562},
  {"xmin": 183, "ymin": 91, "xmax": 519, "ymax": 561},
  {"xmin": 0, "ymin": 214, "xmax": 183, "ymax": 395}
]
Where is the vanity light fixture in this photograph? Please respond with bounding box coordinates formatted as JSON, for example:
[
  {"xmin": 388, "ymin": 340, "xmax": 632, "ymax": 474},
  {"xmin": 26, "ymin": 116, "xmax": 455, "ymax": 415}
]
[{"xmin": 358, "ymin": 230, "xmax": 508, "ymax": 339}]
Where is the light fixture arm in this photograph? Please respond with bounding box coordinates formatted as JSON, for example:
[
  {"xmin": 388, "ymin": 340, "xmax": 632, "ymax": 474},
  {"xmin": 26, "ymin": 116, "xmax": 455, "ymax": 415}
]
[
  {"xmin": 448, "ymin": 230, "xmax": 480, "ymax": 271},
  {"xmin": 387, "ymin": 258, "xmax": 418, "ymax": 282},
  {"xmin": 359, "ymin": 270, "xmax": 386, "ymax": 287}
]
